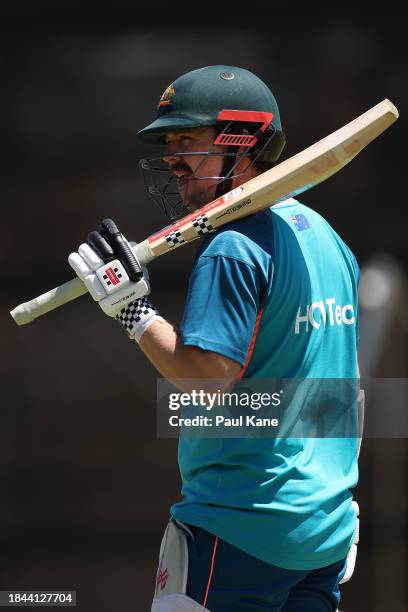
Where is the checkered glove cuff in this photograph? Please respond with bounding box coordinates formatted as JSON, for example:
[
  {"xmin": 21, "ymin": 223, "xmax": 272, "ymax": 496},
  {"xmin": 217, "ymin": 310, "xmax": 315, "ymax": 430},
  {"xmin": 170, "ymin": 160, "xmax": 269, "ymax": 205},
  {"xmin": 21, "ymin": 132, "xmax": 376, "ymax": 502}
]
[{"xmin": 115, "ymin": 297, "xmax": 164, "ymax": 342}]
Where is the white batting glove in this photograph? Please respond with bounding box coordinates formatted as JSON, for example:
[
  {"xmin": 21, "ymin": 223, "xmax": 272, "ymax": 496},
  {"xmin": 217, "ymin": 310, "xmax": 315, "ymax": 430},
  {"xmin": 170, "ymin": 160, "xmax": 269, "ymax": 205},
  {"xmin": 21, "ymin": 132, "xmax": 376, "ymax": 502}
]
[
  {"xmin": 68, "ymin": 242, "xmax": 150, "ymax": 317},
  {"xmin": 68, "ymin": 219, "xmax": 164, "ymax": 341}
]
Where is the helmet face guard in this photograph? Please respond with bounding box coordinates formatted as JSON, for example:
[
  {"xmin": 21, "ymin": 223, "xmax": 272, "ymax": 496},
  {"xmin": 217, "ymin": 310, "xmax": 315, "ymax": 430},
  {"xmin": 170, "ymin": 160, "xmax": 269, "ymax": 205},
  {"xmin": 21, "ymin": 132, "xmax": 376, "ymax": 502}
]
[{"xmin": 139, "ymin": 110, "xmax": 282, "ymax": 221}]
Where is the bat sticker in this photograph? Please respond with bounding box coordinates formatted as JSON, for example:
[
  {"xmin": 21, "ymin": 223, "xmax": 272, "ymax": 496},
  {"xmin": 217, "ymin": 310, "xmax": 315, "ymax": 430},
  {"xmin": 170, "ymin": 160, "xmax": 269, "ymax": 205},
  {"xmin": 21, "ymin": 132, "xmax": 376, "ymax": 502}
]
[
  {"xmin": 215, "ymin": 198, "xmax": 252, "ymax": 220},
  {"xmin": 192, "ymin": 215, "xmax": 215, "ymax": 235}
]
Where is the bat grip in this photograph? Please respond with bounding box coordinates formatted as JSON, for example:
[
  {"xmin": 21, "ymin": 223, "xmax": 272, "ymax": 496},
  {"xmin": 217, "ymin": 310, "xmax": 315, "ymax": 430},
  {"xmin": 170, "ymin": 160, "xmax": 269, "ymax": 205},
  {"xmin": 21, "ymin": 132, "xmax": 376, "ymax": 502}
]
[
  {"xmin": 10, "ymin": 239, "xmax": 154, "ymax": 326},
  {"xmin": 10, "ymin": 277, "xmax": 87, "ymax": 325}
]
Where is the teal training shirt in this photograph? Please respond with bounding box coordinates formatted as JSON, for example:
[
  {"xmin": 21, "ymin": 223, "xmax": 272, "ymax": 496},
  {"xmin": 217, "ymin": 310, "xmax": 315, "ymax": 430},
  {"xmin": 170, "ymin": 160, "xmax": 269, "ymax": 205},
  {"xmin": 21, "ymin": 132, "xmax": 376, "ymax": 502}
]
[{"xmin": 171, "ymin": 198, "xmax": 360, "ymax": 570}]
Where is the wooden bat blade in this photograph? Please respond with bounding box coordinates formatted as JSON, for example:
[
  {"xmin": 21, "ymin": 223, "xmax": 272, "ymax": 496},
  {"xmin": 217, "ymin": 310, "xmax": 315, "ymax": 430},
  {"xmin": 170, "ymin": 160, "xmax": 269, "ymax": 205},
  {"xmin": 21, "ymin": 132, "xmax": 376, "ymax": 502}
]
[{"xmin": 10, "ymin": 99, "xmax": 398, "ymax": 326}]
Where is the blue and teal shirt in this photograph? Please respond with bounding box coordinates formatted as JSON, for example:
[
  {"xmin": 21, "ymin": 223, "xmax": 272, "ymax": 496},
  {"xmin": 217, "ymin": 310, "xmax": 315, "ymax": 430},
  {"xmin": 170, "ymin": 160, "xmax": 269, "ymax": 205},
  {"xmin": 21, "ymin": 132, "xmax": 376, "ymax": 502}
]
[{"xmin": 171, "ymin": 198, "xmax": 360, "ymax": 570}]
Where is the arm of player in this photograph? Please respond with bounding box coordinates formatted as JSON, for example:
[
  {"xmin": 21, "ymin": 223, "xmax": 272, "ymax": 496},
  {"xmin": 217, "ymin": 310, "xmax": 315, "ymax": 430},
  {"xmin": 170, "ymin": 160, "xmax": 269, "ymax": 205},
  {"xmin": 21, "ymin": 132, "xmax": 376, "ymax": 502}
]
[
  {"xmin": 137, "ymin": 252, "xmax": 262, "ymax": 390},
  {"xmin": 68, "ymin": 219, "xmax": 242, "ymax": 387},
  {"xmin": 139, "ymin": 319, "xmax": 242, "ymax": 392}
]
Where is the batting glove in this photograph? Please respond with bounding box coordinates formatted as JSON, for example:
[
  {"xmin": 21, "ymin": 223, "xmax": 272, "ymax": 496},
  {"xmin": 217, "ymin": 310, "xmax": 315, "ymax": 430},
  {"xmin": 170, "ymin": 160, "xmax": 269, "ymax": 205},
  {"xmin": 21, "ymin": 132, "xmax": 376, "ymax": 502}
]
[{"xmin": 68, "ymin": 218, "xmax": 163, "ymax": 341}]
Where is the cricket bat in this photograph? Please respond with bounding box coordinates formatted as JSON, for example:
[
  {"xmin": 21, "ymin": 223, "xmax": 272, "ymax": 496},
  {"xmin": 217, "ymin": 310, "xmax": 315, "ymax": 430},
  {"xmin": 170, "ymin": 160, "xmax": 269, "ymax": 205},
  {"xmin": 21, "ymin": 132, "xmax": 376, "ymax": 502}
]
[{"xmin": 10, "ymin": 99, "xmax": 398, "ymax": 326}]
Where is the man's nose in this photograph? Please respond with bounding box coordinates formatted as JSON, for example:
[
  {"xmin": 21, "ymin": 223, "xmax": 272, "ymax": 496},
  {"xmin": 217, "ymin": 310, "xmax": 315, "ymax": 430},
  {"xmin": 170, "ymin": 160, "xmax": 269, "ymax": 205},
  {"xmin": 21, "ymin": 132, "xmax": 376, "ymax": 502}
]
[
  {"xmin": 163, "ymin": 145, "xmax": 180, "ymax": 165},
  {"xmin": 163, "ymin": 153, "xmax": 178, "ymax": 165}
]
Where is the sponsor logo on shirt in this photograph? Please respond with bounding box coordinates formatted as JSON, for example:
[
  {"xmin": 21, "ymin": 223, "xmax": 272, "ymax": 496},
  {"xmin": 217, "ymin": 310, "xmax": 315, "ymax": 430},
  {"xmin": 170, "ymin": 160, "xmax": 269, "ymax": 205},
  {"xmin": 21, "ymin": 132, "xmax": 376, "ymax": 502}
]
[{"xmin": 295, "ymin": 297, "xmax": 355, "ymax": 334}]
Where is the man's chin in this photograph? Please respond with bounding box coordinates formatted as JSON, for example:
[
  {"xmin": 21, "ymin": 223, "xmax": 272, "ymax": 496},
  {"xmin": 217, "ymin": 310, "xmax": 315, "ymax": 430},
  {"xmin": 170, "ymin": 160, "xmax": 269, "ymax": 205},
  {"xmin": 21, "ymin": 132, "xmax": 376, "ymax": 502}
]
[{"xmin": 183, "ymin": 189, "xmax": 217, "ymax": 212}]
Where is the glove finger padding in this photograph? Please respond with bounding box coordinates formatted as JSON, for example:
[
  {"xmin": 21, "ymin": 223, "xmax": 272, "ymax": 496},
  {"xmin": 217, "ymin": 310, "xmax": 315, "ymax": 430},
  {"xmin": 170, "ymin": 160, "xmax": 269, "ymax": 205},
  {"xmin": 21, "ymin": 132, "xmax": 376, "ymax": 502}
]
[
  {"xmin": 68, "ymin": 251, "xmax": 106, "ymax": 301},
  {"xmin": 68, "ymin": 252, "xmax": 92, "ymax": 280},
  {"xmin": 78, "ymin": 243, "xmax": 105, "ymax": 271},
  {"xmin": 100, "ymin": 218, "xmax": 143, "ymax": 282},
  {"xmin": 87, "ymin": 230, "xmax": 115, "ymax": 261}
]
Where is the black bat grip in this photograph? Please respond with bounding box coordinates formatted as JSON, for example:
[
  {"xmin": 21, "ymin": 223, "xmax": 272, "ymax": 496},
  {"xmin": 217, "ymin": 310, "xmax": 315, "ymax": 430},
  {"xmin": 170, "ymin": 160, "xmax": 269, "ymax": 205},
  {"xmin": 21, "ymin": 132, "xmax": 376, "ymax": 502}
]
[{"xmin": 100, "ymin": 218, "xmax": 143, "ymax": 282}]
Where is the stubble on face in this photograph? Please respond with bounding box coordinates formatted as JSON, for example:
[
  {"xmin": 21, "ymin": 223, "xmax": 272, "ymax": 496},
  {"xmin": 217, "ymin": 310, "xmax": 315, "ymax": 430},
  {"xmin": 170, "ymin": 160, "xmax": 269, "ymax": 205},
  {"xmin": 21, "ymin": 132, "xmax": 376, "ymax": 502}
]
[{"xmin": 164, "ymin": 127, "xmax": 226, "ymax": 211}]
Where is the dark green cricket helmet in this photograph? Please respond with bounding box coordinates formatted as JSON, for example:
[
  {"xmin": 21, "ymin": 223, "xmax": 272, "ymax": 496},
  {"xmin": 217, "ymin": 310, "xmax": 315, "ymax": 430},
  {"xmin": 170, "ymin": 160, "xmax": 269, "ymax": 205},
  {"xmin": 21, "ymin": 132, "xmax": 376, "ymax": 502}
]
[{"xmin": 137, "ymin": 65, "xmax": 286, "ymax": 163}]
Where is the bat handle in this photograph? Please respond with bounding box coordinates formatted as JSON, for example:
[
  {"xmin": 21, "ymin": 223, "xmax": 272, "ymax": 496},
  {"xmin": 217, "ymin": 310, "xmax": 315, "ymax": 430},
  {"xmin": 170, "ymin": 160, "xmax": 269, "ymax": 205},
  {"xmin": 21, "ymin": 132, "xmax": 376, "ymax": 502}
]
[
  {"xmin": 10, "ymin": 277, "xmax": 88, "ymax": 325},
  {"xmin": 10, "ymin": 239, "xmax": 154, "ymax": 326}
]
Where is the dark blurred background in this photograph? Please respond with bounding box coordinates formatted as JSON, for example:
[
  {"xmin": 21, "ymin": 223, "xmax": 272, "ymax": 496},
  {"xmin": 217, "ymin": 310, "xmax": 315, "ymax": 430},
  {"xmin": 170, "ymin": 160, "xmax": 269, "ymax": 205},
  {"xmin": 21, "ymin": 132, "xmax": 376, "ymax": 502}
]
[{"xmin": 1, "ymin": 2, "xmax": 407, "ymax": 610}]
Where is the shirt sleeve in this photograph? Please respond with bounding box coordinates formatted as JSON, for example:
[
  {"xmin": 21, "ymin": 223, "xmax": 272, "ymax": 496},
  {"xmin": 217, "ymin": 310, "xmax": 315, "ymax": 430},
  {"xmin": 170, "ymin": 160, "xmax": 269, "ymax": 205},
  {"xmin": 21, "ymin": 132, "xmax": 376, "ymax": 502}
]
[{"xmin": 179, "ymin": 255, "xmax": 263, "ymax": 366}]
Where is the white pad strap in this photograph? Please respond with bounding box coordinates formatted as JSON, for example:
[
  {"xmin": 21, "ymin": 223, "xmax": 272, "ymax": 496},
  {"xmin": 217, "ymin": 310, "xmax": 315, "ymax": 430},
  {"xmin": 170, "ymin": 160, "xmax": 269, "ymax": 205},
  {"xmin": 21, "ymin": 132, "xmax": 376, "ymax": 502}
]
[
  {"xmin": 151, "ymin": 594, "xmax": 210, "ymax": 612},
  {"xmin": 339, "ymin": 501, "xmax": 360, "ymax": 584}
]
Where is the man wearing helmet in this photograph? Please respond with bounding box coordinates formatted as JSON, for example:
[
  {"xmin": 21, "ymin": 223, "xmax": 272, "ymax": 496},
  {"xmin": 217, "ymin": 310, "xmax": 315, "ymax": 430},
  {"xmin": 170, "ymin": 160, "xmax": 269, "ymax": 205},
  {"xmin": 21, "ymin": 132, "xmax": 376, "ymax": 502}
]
[
  {"xmin": 69, "ymin": 66, "xmax": 360, "ymax": 611},
  {"xmin": 138, "ymin": 66, "xmax": 285, "ymax": 221}
]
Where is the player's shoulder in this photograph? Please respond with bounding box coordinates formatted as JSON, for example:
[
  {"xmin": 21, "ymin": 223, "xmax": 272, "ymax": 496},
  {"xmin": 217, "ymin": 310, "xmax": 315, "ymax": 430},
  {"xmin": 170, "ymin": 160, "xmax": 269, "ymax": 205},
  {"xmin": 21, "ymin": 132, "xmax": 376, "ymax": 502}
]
[
  {"xmin": 277, "ymin": 198, "xmax": 360, "ymax": 279},
  {"xmin": 198, "ymin": 210, "xmax": 275, "ymax": 267},
  {"xmin": 272, "ymin": 198, "xmax": 321, "ymax": 222},
  {"xmin": 274, "ymin": 197, "xmax": 345, "ymax": 240}
]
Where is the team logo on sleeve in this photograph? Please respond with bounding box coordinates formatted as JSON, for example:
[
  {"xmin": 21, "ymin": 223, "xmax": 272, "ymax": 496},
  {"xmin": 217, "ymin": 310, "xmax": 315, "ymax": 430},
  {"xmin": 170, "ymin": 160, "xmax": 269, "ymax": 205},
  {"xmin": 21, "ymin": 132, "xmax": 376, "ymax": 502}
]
[{"xmin": 291, "ymin": 214, "xmax": 310, "ymax": 231}]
